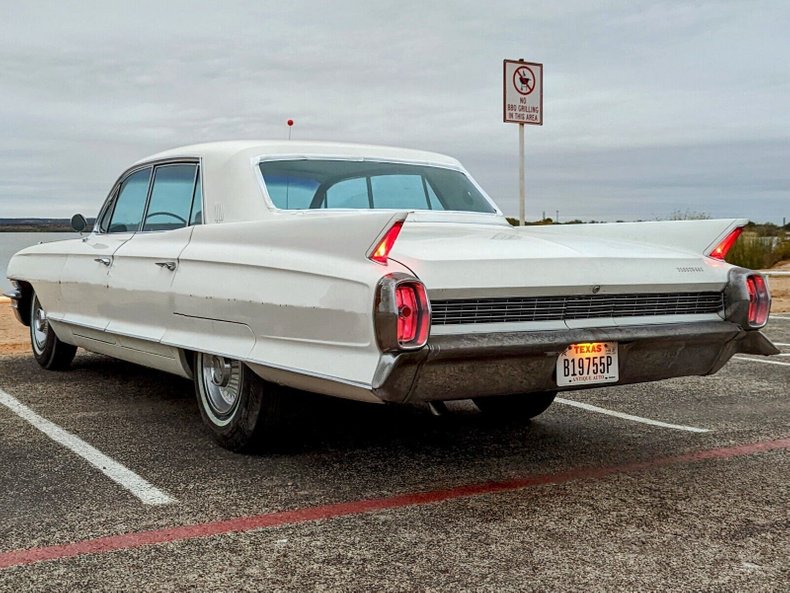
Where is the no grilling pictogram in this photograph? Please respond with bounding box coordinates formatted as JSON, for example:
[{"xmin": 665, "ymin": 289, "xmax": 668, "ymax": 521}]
[{"xmin": 513, "ymin": 66, "xmax": 536, "ymax": 95}]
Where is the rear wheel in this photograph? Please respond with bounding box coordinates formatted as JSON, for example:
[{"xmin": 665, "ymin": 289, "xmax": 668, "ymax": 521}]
[
  {"xmin": 194, "ymin": 352, "xmax": 284, "ymax": 452},
  {"xmin": 473, "ymin": 391, "xmax": 557, "ymax": 420},
  {"xmin": 30, "ymin": 293, "xmax": 77, "ymax": 370}
]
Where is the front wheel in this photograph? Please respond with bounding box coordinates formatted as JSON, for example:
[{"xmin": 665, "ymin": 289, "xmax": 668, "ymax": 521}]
[
  {"xmin": 30, "ymin": 293, "xmax": 77, "ymax": 370},
  {"xmin": 473, "ymin": 391, "xmax": 557, "ymax": 420},
  {"xmin": 194, "ymin": 352, "xmax": 284, "ymax": 452}
]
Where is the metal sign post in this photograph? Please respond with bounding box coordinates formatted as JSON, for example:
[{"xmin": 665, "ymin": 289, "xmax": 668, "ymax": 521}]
[
  {"xmin": 518, "ymin": 124, "xmax": 525, "ymax": 225},
  {"xmin": 503, "ymin": 59, "xmax": 543, "ymax": 225}
]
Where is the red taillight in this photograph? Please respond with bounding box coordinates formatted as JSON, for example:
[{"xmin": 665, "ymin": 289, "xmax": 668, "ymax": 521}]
[
  {"xmin": 375, "ymin": 275, "xmax": 431, "ymax": 352},
  {"xmin": 746, "ymin": 274, "xmax": 770, "ymax": 327},
  {"xmin": 395, "ymin": 282, "xmax": 429, "ymax": 347},
  {"xmin": 369, "ymin": 221, "xmax": 403, "ymax": 264},
  {"xmin": 708, "ymin": 227, "xmax": 742, "ymax": 260}
]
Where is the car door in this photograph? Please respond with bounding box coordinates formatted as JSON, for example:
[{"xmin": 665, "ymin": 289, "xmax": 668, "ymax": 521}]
[
  {"xmin": 58, "ymin": 167, "xmax": 153, "ymax": 334},
  {"xmin": 105, "ymin": 162, "xmax": 202, "ymax": 343}
]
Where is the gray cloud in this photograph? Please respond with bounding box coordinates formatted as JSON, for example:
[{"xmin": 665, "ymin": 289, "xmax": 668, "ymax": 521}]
[{"xmin": 1, "ymin": 0, "xmax": 788, "ymax": 222}]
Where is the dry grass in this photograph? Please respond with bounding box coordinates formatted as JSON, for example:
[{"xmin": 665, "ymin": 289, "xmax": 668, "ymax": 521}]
[{"xmin": 726, "ymin": 234, "xmax": 790, "ymax": 270}]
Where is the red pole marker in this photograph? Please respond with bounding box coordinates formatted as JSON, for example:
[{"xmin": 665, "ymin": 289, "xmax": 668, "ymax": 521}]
[{"xmin": 287, "ymin": 119, "xmax": 294, "ymax": 140}]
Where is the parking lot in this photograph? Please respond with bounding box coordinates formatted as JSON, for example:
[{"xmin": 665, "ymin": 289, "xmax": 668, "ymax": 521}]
[{"xmin": 0, "ymin": 317, "xmax": 788, "ymax": 592}]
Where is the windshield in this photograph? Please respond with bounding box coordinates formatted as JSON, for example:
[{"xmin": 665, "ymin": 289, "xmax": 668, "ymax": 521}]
[{"xmin": 258, "ymin": 159, "xmax": 496, "ymax": 213}]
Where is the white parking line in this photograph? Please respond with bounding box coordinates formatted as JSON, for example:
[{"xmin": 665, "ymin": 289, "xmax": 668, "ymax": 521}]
[
  {"xmin": 0, "ymin": 388, "xmax": 176, "ymax": 505},
  {"xmin": 769, "ymin": 315, "xmax": 790, "ymax": 321},
  {"xmin": 555, "ymin": 397, "xmax": 711, "ymax": 433},
  {"xmin": 733, "ymin": 356, "xmax": 790, "ymax": 367}
]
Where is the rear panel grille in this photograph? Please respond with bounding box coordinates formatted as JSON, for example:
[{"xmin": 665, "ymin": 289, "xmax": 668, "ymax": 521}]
[{"xmin": 431, "ymin": 292, "xmax": 724, "ymax": 325}]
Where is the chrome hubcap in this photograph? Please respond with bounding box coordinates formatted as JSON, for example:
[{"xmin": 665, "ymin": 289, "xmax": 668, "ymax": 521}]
[
  {"xmin": 209, "ymin": 355, "xmax": 232, "ymax": 387},
  {"xmin": 31, "ymin": 298, "xmax": 49, "ymax": 351},
  {"xmin": 35, "ymin": 307, "xmax": 47, "ymax": 332},
  {"xmin": 201, "ymin": 354, "xmax": 242, "ymax": 419}
]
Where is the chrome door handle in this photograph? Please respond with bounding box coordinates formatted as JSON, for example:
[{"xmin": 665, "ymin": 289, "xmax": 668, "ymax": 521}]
[
  {"xmin": 94, "ymin": 257, "xmax": 111, "ymax": 266},
  {"xmin": 155, "ymin": 261, "xmax": 177, "ymax": 271}
]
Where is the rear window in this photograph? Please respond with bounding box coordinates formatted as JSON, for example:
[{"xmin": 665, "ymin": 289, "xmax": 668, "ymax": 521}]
[{"xmin": 259, "ymin": 160, "xmax": 495, "ymax": 213}]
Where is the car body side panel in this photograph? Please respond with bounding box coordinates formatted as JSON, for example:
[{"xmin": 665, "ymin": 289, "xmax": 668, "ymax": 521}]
[
  {"xmin": 5, "ymin": 247, "xmax": 68, "ymax": 320},
  {"xmin": 8, "ymin": 211, "xmax": 414, "ymax": 389},
  {"xmin": 165, "ymin": 216, "xmax": 411, "ymax": 386},
  {"xmin": 106, "ymin": 226, "xmax": 194, "ymax": 342},
  {"xmin": 58, "ymin": 233, "xmax": 134, "ymax": 331},
  {"xmin": 50, "ymin": 319, "xmax": 192, "ymax": 378},
  {"xmin": 7, "ymin": 235, "xmax": 131, "ymax": 334}
]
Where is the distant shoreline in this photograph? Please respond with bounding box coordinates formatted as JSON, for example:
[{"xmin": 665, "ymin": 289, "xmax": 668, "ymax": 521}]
[
  {"xmin": 0, "ymin": 218, "xmax": 92, "ymax": 232},
  {"xmin": 0, "ymin": 227, "xmax": 73, "ymax": 232}
]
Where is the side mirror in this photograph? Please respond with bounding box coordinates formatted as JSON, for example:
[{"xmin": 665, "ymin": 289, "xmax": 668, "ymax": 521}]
[{"xmin": 71, "ymin": 213, "xmax": 88, "ymax": 233}]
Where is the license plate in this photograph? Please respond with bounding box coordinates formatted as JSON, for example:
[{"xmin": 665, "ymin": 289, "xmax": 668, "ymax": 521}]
[{"xmin": 556, "ymin": 342, "xmax": 619, "ymax": 387}]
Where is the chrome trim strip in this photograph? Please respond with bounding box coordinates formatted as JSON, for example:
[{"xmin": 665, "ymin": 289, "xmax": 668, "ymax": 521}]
[
  {"xmin": 246, "ymin": 360, "xmax": 382, "ymax": 404},
  {"xmin": 431, "ymin": 292, "xmax": 725, "ymax": 325}
]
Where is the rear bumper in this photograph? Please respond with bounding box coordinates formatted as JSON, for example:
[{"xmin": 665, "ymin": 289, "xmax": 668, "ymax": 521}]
[{"xmin": 370, "ymin": 321, "xmax": 779, "ymax": 403}]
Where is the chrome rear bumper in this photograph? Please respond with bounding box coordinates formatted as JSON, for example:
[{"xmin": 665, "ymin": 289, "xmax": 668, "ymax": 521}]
[{"xmin": 370, "ymin": 321, "xmax": 778, "ymax": 403}]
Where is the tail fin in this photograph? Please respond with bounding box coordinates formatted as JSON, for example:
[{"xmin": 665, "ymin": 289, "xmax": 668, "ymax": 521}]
[
  {"xmin": 186, "ymin": 210, "xmax": 410, "ymax": 265},
  {"xmin": 522, "ymin": 218, "xmax": 748, "ymax": 256}
]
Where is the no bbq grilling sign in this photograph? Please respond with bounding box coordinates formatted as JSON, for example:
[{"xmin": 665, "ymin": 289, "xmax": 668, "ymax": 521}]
[{"xmin": 503, "ymin": 60, "xmax": 543, "ymax": 125}]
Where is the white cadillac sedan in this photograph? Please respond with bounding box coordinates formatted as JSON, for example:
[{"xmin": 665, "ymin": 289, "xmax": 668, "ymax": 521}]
[{"xmin": 5, "ymin": 141, "xmax": 778, "ymax": 451}]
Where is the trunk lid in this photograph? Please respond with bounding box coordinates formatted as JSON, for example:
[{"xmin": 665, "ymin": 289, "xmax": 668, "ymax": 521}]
[{"xmin": 389, "ymin": 219, "xmax": 731, "ymax": 300}]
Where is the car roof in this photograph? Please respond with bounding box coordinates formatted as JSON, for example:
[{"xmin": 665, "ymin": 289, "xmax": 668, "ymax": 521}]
[
  {"xmin": 128, "ymin": 141, "xmax": 468, "ymax": 225},
  {"xmin": 135, "ymin": 140, "xmax": 462, "ymax": 168}
]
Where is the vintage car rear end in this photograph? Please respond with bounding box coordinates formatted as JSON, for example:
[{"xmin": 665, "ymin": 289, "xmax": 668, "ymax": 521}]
[{"xmin": 359, "ymin": 215, "xmax": 777, "ymax": 406}]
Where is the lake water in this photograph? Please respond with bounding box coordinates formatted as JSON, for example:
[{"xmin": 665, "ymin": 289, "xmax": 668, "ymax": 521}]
[{"xmin": 1, "ymin": 232, "xmax": 80, "ymax": 292}]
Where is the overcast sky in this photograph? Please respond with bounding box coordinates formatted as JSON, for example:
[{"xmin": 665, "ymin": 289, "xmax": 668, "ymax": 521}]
[{"xmin": 1, "ymin": 0, "xmax": 788, "ymax": 222}]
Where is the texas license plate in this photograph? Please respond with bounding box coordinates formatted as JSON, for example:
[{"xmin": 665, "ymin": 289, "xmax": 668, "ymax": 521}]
[{"xmin": 556, "ymin": 342, "xmax": 619, "ymax": 387}]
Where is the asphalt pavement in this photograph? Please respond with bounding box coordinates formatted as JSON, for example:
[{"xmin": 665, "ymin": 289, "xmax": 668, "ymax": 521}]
[{"xmin": 0, "ymin": 320, "xmax": 788, "ymax": 592}]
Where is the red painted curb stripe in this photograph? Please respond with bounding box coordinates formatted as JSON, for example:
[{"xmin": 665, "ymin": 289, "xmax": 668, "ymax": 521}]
[{"xmin": 1, "ymin": 438, "xmax": 788, "ymax": 570}]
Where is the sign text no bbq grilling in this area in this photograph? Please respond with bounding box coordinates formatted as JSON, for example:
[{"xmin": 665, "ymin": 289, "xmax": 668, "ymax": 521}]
[{"xmin": 503, "ymin": 59, "xmax": 543, "ymax": 125}]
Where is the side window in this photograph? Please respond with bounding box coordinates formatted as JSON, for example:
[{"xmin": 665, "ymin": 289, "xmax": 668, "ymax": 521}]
[
  {"xmin": 142, "ymin": 164, "xmax": 197, "ymax": 231},
  {"xmin": 107, "ymin": 168, "xmax": 152, "ymax": 233},
  {"xmin": 326, "ymin": 177, "xmax": 370, "ymax": 208},
  {"xmin": 189, "ymin": 170, "xmax": 203, "ymax": 225}
]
